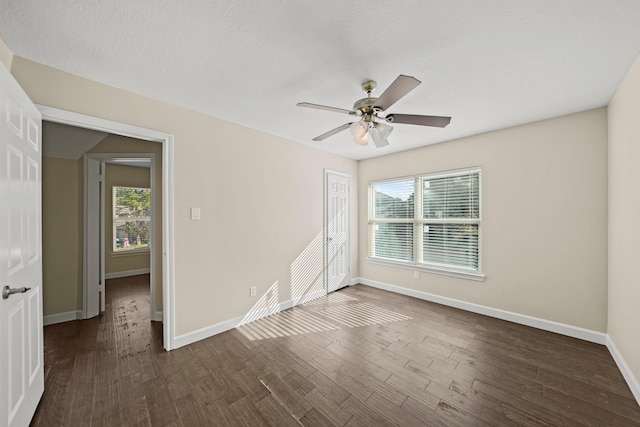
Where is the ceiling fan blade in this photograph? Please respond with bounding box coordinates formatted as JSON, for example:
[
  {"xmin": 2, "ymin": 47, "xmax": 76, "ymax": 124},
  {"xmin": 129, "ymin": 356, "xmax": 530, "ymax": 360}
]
[
  {"xmin": 312, "ymin": 123, "xmax": 352, "ymax": 141},
  {"xmin": 385, "ymin": 114, "xmax": 451, "ymax": 128},
  {"xmin": 297, "ymin": 102, "xmax": 354, "ymax": 115},
  {"xmin": 373, "ymin": 75, "xmax": 421, "ymax": 111}
]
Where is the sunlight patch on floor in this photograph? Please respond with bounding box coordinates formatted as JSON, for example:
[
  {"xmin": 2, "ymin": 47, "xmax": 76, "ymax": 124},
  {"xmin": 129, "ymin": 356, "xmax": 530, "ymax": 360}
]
[
  {"xmin": 236, "ymin": 308, "xmax": 339, "ymax": 341},
  {"xmin": 302, "ymin": 292, "xmax": 358, "ymax": 306},
  {"xmin": 236, "ymin": 293, "xmax": 411, "ymax": 341},
  {"xmin": 311, "ymin": 302, "xmax": 411, "ymax": 328}
]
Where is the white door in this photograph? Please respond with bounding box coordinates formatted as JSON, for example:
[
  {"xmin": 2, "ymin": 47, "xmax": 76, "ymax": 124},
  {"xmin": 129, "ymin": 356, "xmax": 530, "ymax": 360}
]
[
  {"xmin": 0, "ymin": 64, "xmax": 44, "ymax": 426},
  {"xmin": 325, "ymin": 170, "xmax": 350, "ymax": 293}
]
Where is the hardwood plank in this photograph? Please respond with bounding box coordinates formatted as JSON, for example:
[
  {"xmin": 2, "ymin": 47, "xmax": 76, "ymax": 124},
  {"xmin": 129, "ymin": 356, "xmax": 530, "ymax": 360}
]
[
  {"xmin": 339, "ymin": 395, "xmax": 396, "ymax": 427},
  {"xmin": 521, "ymin": 386, "xmax": 609, "ymax": 427},
  {"xmin": 436, "ymin": 399, "xmax": 496, "ymax": 427},
  {"xmin": 260, "ymin": 373, "xmax": 313, "ymax": 419},
  {"xmin": 306, "ymin": 370, "xmax": 351, "ymax": 405},
  {"xmin": 142, "ymin": 376, "xmax": 180, "ymax": 426},
  {"xmin": 229, "ymin": 396, "xmax": 270, "ymax": 427},
  {"xmin": 90, "ymin": 368, "xmax": 121, "ymax": 426},
  {"xmin": 206, "ymin": 398, "xmax": 241, "ymax": 427},
  {"xmin": 307, "ymin": 355, "xmax": 375, "ymax": 402},
  {"xmin": 427, "ymin": 378, "xmax": 521, "ymax": 426},
  {"xmin": 364, "ymin": 391, "xmax": 427, "ymax": 426},
  {"xmin": 537, "ymin": 385, "xmax": 640, "ymax": 426},
  {"xmin": 282, "ymin": 370, "xmax": 316, "ymax": 396},
  {"xmin": 363, "ymin": 347, "xmax": 431, "ymax": 389},
  {"xmin": 174, "ymin": 393, "xmax": 211, "ymax": 426},
  {"xmin": 472, "ymin": 378, "xmax": 565, "ymax": 426},
  {"xmin": 30, "ymin": 359, "xmax": 72, "ymax": 426},
  {"xmin": 254, "ymin": 394, "xmax": 303, "ymax": 427},
  {"xmin": 303, "ymin": 388, "xmax": 354, "ymax": 426},
  {"xmin": 385, "ymin": 374, "xmax": 440, "ymax": 408},
  {"xmin": 231, "ymin": 365, "xmax": 272, "ymax": 403},
  {"xmin": 401, "ymin": 396, "xmax": 450, "ymax": 427},
  {"xmin": 117, "ymin": 373, "xmax": 150, "ymax": 426},
  {"xmin": 60, "ymin": 350, "xmax": 96, "ymax": 425},
  {"xmin": 298, "ymin": 407, "xmax": 337, "ymax": 427},
  {"xmin": 536, "ymin": 368, "xmax": 640, "ymax": 422}
]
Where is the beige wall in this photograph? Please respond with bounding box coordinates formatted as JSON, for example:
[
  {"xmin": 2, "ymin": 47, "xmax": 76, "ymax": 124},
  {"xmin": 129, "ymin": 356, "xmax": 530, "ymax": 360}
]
[
  {"xmin": 104, "ymin": 163, "xmax": 151, "ymax": 275},
  {"xmin": 359, "ymin": 108, "xmax": 609, "ymax": 332},
  {"xmin": 608, "ymin": 55, "xmax": 640, "ymax": 385},
  {"xmin": 42, "ymin": 156, "xmax": 80, "ymax": 316},
  {"xmin": 11, "ymin": 57, "xmax": 358, "ymax": 335}
]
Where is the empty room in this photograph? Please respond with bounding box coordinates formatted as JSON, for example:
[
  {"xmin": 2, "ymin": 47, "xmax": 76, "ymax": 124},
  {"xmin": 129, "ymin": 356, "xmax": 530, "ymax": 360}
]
[{"xmin": 1, "ymin": 1, "xmax": 640, "ymax": 426}]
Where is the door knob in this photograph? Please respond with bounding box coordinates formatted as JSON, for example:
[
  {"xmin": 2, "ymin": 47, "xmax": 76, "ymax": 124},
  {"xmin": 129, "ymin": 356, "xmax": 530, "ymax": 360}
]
[{"xmin": 2, "ymin": 286, "xmax": 31, "ymax": 300}]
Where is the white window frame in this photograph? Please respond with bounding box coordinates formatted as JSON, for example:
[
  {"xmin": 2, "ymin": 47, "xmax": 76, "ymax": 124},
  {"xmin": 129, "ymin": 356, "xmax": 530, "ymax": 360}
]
[
  {"xmin": 368, "ymin": 166, "xmax": 485, "ymax": 282},
  {"xmin": 112, "ymin": 186, "xmax": 152, "ymax": 253}
]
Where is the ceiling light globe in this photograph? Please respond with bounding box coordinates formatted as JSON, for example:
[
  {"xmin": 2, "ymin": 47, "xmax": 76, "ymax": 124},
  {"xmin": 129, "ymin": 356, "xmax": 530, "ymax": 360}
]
[
  {"xmin": 354, "ymin": 132, "xmax": 369, "ymax": 145},
  {"xmin": 349, "ymin": 121, "xmax": 367, "ymax": 139}
]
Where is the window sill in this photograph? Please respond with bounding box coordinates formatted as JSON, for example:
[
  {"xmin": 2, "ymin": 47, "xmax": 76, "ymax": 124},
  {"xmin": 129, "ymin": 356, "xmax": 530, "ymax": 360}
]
[
  {"xmin": 111, "ymin": 249, "xmax": 150, "ymax": 258},
  {"xmin": 367, "ymin": 257, "xmax": 485, "ymax": 282}
]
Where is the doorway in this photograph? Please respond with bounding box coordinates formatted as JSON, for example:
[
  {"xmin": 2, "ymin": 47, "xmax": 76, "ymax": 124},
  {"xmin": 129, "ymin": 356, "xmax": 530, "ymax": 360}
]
[
  {"xmin": 83, "ymin": 153, "xmax": 156, "ymax": 320},
  {"xmin": 324, "ymin": 169, "xmax": 351, "ymax": 294},
  {"xmin": 39, "ymin": 105, "xmax": 175, "ymax": 350}
]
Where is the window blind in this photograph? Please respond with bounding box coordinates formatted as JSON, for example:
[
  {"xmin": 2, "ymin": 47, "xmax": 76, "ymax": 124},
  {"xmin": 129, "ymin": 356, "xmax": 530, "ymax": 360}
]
[
  {"xmin": 369, "ymin": 178, "xmax": 415, "ymax": 262},
  {"xmin": 420, "ymin": 171, "xmax": 480, "ymax": 271}
]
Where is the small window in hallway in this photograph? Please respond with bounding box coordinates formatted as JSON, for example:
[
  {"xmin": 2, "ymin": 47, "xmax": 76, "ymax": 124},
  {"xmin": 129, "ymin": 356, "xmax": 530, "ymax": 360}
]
[{"xmin": 113, "ymin": 186, "xmax": 151, "ymax": 252}]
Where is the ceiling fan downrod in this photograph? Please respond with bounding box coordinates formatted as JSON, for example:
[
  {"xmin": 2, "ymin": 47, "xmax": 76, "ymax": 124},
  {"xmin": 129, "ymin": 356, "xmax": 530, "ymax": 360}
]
[{"xmin": 353, "ymin": 80, "xmax": 379, "ymax": 117}]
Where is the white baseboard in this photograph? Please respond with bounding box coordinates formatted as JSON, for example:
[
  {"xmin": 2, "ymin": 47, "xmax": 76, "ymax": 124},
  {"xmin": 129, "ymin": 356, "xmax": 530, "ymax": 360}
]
[
  {"xmin": 354, "ymin": 277, "xmax": 607, "ymax": 345},
  {"xmin": 173, "ymin": 298, "xmax": 294, "ymax": 349},
  {"xmin": 105, "ymin": 268, "xmax": 150, "ymax": 280},
  {"xmin": 174, "ymin": 314, "xmax": 244, "ymax": 349},
  {"xmin": 45, "ymin": 309, "xmax": 161, "ymax": 326},
  {"xmin": 43, "ymin": 310, "xmax": 83, "ymax": 326},
  {"xmin": 606, "ymin": 336, "xmax": 640, "ymax": 404}
]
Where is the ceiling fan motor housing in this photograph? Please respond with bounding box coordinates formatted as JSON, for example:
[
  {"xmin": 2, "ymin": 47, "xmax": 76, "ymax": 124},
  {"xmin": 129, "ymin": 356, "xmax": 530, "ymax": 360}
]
[
  {"xmin": 353, "ymin": 97, "xmax": 379, "ymax": 118},
  {"xmin": 353, "ymin": 79, "xmax": 380, "ymax": 120}
]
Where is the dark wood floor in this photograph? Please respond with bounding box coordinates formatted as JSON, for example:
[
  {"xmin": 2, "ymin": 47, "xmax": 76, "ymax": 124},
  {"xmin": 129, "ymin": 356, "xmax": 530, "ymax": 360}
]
[{"xmin": 31, "ymin": 274, "xmax": 640, "ymax": 426}]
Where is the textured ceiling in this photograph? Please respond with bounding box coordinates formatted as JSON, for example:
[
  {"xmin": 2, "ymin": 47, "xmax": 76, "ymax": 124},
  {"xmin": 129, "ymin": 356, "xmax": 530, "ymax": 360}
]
[{"xmin": 1, "ymin": 1, "xmax": 640, "ymax": 160}]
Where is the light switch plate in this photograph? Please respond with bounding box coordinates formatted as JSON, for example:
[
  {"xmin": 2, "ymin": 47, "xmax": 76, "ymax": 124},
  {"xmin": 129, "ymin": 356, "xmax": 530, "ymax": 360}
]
[{"xmin": 190, "ymin": 207, "xmax": 201, "ymax": 220}]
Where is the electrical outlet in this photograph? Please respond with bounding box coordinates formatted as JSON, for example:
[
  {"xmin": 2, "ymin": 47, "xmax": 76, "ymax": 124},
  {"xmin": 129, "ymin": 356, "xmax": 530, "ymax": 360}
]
[
  {"xmin": 414, "ymin": 271, "xmax": 420, "ymax": 279},
  {"xmin": 250, "ymin": 286, "xmax": 257, "ymax": 297}
]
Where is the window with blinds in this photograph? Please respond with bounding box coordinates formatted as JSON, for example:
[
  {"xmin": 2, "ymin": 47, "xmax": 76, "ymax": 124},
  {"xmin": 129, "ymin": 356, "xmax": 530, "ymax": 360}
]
[
  {"xmin": 369, "ymin": 178, "xmax": 415, "ymax": 262},
  {"xmin": 368, "ymin": 168, "xmax": 481, "ymax": 274}
]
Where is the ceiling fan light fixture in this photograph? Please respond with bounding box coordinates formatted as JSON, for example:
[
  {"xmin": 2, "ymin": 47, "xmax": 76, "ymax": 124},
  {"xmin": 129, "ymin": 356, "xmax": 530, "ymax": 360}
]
[
  {"xmin": 354, "ymin": 132, "xmax": 369, "ymax": 145},
  {"xmin": 373, "ymin": 122, "xmax": 393, "ymax": 138},
  {"xmin": 298, "ymin": 74, "xmax": 451, "ymax": 146},
  {"xmin": 370, "ymin": 122, "xmax": 393, "ymax": 148},
  {"xmin": 349, "ymin": 121, "xmax": 367, "ymax": 139}
]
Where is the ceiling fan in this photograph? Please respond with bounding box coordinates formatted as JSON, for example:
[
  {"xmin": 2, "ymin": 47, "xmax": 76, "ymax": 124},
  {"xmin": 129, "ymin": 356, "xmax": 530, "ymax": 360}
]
[{"xmin": 297, "ymin": 75, "xmax": 451, "ymax": 148}]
